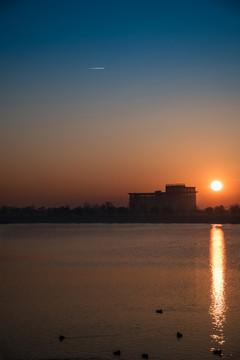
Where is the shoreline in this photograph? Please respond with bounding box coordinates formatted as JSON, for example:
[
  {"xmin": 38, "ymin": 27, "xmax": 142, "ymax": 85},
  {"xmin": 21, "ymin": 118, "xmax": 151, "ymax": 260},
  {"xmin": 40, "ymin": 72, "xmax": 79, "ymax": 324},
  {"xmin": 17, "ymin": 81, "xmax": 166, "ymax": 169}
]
[{"xmin": 1, "ymin": 215, "xmax": 240, "ymax": 224}]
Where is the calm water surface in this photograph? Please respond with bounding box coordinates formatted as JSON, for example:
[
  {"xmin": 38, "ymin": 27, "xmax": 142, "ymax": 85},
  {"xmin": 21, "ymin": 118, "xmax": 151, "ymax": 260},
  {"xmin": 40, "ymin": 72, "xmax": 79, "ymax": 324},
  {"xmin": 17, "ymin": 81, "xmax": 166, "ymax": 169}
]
[{"xmin": 0, "ymin": 224, "xmax": 240, "ymax": 360}]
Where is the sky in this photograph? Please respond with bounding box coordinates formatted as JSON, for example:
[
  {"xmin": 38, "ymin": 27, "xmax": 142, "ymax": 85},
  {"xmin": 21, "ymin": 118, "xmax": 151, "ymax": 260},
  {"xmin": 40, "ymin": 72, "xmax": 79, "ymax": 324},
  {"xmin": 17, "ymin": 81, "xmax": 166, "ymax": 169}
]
[{"xmin": 1, "ymin": 0, "xmax": 240, "ymax": 208}]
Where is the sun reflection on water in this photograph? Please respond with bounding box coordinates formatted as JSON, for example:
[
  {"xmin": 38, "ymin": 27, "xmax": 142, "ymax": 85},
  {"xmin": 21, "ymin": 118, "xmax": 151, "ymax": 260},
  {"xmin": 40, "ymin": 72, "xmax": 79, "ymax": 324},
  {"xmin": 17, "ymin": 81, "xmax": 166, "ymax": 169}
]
[{"xmin": 209, "ymin": 224, "xmax": 227, "ymax": 345}]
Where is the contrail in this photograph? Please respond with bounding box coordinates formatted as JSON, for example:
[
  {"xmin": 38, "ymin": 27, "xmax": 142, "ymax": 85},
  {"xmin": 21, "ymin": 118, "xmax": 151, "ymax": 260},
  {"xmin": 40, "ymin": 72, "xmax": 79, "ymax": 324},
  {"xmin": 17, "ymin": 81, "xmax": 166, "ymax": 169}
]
[{"xmin": 88, "ymin": 67, "xmax": 105, "ymax": 70}]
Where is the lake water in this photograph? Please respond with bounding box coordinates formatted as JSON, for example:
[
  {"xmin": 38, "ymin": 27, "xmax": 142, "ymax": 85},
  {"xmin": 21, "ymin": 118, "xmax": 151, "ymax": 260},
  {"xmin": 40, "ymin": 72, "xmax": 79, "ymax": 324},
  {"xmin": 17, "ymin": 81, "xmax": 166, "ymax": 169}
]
[{"xmin": 0, "ymin": 223, "xmax": 240, "ymax": 360}]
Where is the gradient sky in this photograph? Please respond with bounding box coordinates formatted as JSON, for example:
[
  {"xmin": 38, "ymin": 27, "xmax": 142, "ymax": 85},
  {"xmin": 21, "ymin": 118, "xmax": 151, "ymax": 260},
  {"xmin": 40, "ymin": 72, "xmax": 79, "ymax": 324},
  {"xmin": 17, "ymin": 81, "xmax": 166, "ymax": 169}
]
[{"xmin": 1, "ymin": 0, "xmax": 240, "ymax": 208}]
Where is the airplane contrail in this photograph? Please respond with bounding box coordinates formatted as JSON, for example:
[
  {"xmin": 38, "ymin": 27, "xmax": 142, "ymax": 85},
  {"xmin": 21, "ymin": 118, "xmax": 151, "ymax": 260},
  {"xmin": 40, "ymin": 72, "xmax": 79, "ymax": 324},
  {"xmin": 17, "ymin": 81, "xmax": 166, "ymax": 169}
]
[{"xmin": 88, "ymin": 67, "xmax": 105, "ymax": 70}]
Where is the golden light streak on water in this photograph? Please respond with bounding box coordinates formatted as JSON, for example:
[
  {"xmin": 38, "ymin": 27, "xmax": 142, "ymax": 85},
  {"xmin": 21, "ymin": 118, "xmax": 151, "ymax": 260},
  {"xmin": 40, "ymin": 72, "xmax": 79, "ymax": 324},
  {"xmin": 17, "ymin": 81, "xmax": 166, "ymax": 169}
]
[{"xmin": 209, "ymin": 224, "xmax": 227, "ymax": 346}]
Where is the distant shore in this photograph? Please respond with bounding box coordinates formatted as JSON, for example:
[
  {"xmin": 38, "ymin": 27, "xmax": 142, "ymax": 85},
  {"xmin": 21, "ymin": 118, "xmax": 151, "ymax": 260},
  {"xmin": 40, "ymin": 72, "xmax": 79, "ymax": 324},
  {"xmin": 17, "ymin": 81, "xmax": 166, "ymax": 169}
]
[
  {"xmin": 1, "ymin": 204, "xmax": 240, "ymax": 224},
  {"xmin": 1, "ymin": 214, "xmax": 240, "ymax": 224}
]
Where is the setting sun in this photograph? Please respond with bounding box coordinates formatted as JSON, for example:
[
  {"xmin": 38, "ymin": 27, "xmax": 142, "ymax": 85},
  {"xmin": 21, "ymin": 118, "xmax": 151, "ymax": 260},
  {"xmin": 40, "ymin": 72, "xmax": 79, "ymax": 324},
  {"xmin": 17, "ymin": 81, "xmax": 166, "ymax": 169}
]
[{"xmin": 211, "ymin": 181, "xmax": 223, "ymax": 192}]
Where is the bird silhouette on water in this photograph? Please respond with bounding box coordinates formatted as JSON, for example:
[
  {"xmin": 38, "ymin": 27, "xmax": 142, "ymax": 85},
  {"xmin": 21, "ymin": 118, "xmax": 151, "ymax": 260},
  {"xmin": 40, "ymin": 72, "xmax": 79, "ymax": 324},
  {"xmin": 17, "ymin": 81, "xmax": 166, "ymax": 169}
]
[
  {"xmin": 113, "ymin": 350, "xmax": 121, "ymax": 359},
  {"xmin": 176, "ymin": 332, "xmax": 183, "ymax": 338},
  {"xmin": 213, "ymin": 349, "xmax": 222, "ymax": 356},
  {"xmin": 156, "ymin": 309, "xmax": 163, "ymax": 314},
  {"xmin": 59, "ymin": 335, "xmax": 65, "ymax": 342},
  {"xmin": 142, "ymin": 353, "xmax": 148, "ymax": 359}
]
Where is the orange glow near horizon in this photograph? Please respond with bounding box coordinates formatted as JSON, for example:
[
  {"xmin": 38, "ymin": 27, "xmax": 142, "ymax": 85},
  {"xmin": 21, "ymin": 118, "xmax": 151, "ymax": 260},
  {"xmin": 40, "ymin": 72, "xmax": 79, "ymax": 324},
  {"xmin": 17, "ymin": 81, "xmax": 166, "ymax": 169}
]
[
  {"xmin": 1, "ymin": 101, "xmax": 239, "ymax": 208},
  {"xmin": 209, "ymin": 225, "xmax": 226, "ymax": 346}
]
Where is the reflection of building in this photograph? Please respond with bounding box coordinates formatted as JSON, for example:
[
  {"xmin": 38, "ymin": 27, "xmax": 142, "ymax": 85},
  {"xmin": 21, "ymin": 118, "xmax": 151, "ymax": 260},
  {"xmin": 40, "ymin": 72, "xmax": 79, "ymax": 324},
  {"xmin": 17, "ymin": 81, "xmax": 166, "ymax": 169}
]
[{"xmin": 129, "ymin": 184, "xmax": 197, "ymax": 212}]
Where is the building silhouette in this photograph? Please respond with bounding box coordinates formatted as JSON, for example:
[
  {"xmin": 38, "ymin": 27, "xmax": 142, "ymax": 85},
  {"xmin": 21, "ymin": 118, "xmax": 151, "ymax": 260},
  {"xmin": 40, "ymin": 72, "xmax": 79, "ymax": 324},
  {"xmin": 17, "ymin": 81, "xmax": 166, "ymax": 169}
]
[{"xmin": 129, "ymin": 184, "xmax": 197, "ymax": 213}]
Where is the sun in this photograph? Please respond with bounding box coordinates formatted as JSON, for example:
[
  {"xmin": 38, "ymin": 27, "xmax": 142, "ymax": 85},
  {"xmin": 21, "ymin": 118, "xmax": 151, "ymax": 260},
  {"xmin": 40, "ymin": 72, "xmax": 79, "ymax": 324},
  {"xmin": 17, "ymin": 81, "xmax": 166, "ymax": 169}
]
[{"xmin": 211, "ymin": 180, "xmax": 223, "ymax": 192}]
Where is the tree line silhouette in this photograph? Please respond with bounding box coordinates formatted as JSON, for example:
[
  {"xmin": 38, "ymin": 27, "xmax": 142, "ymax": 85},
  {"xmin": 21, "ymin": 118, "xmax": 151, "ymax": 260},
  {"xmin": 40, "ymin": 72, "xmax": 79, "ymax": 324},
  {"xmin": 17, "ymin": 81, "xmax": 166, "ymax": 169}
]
[{"xmin": 0, "ymin": 202, "xmax": 240, "ymax": 223}]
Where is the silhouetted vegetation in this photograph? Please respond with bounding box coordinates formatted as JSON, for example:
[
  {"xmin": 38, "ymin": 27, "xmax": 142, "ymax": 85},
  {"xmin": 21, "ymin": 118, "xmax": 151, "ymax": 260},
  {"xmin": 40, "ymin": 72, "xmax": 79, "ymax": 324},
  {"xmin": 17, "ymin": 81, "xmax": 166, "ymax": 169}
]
[{"xmin": 0, "ymin": 203, "xmax": 240, "ymax": 223}]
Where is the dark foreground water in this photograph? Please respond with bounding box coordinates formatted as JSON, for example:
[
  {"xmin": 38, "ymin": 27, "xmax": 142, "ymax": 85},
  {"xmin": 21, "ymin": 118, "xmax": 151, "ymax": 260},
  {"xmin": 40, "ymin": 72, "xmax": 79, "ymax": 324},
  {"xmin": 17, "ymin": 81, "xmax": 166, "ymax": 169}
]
[{"xmin": 0, "ymin": 224, "xmax": 240, "ymax": 360}]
